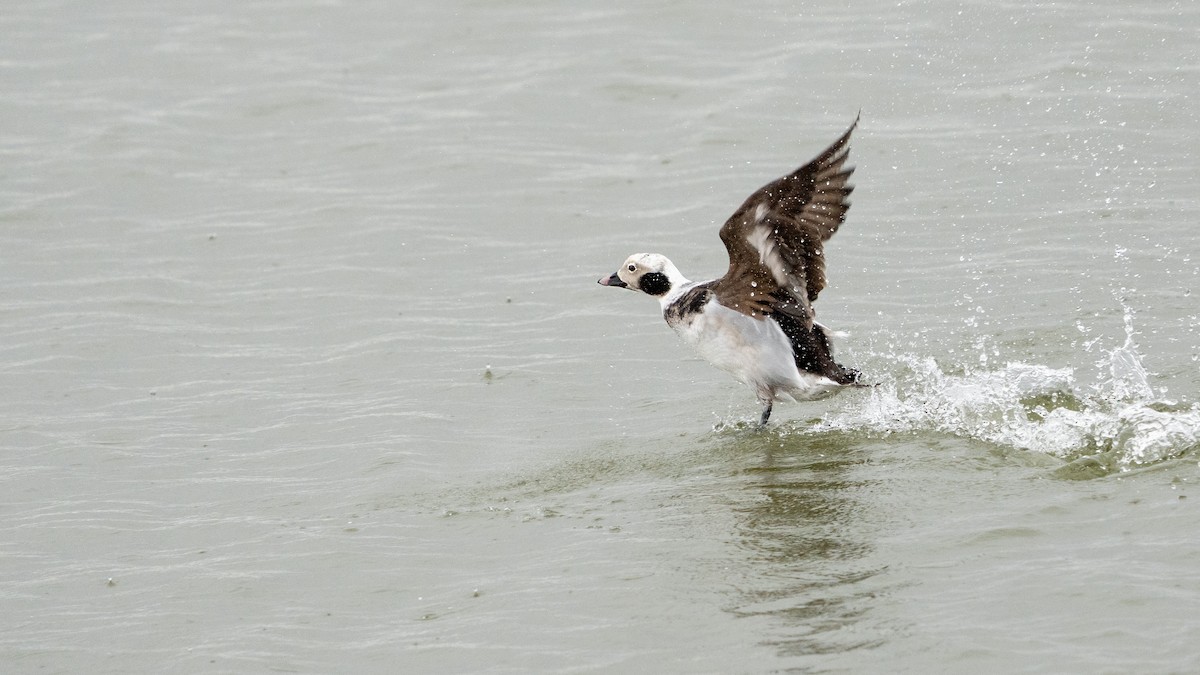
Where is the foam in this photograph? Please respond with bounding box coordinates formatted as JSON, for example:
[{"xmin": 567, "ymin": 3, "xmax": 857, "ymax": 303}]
[{"xmin": 807, "ymin": 307, "xmax": 1200, "ymax": 471}]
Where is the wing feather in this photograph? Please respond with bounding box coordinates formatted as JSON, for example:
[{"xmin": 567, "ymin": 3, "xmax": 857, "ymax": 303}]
[{"xmin": 711, "ymin": 114, "xmax": 858, "ymax": 324}]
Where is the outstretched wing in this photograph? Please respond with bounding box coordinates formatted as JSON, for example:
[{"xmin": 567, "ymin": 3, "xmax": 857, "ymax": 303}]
[{"xmin": 708, "ymin": 114, "xmax": 857, "ymax": 325}]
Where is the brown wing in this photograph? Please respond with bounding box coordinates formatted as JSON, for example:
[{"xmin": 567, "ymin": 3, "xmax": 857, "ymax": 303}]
[{"xmin": 709, "ymin": 114, "xmax": 857, "ymax": 324}]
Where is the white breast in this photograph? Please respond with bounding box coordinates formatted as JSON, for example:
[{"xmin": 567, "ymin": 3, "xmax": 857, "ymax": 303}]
[{"xmin": 664, "ymin": 295, "xmax": 841, "ymax": 402}]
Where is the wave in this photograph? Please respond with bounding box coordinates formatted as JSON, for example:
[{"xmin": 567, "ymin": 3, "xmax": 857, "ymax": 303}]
[{"xmin": 806, "ymin": 307, "xmax": 1200, "ymax": 474}]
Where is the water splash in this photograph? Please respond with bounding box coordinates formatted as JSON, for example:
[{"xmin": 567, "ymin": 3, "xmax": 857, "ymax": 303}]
[{"xmin": 808, "ymin": 307, "xmax": 1200, "ymax": 473}]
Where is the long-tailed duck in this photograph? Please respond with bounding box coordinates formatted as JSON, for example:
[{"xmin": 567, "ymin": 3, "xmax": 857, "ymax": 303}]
[{"xmin": 598, "ymin": 116, "xmax": 864, "ymax": 425}]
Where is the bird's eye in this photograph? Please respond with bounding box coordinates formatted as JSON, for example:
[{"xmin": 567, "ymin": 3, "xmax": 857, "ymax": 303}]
[{"xmin": 627, "ymin": 264, "xmax": 636, "ymax": 272}]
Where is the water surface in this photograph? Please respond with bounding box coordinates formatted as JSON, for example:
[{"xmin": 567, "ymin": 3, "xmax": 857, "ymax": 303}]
[{"xmin": 2, "ymin": 0, "xmax": 1199, "ymax": 672}]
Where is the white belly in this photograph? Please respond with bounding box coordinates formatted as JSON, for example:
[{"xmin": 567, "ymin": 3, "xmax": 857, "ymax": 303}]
[{"xmin": 669, "ymin": 298, "xmax": 841, "ymax": 402}]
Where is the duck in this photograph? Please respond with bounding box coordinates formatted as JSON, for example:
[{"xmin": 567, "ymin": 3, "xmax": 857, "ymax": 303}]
[{"xmin": 598, "ymin": 115, "xmax": 865, "ymax": 425}]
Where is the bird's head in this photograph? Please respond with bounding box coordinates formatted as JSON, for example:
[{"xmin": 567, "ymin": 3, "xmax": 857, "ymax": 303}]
[{"xmin": 597, "ymin": 253, "xmax": 687, "ymax": 297}]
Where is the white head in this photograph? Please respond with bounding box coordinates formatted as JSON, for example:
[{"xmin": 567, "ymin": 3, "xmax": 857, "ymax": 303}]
[{"xmin": 597, "ymin": 253, "xmax": 688, "ymax": 297}]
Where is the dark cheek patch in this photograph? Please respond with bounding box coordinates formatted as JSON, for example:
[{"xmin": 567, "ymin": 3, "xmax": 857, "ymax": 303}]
[{"xmin": 638, "ymin": 271, "xmax": 672, "ymax": 296}]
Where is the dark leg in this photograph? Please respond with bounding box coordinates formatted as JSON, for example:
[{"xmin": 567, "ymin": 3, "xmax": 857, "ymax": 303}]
[{"xmin": 759, "ymin": 402, "xmax": 773, "ymax": 426}]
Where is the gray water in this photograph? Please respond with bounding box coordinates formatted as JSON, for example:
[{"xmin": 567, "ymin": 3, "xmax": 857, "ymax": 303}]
[{"xmin": 3, "ymin": 0, "xmax": 1200, "ymax": 672}]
